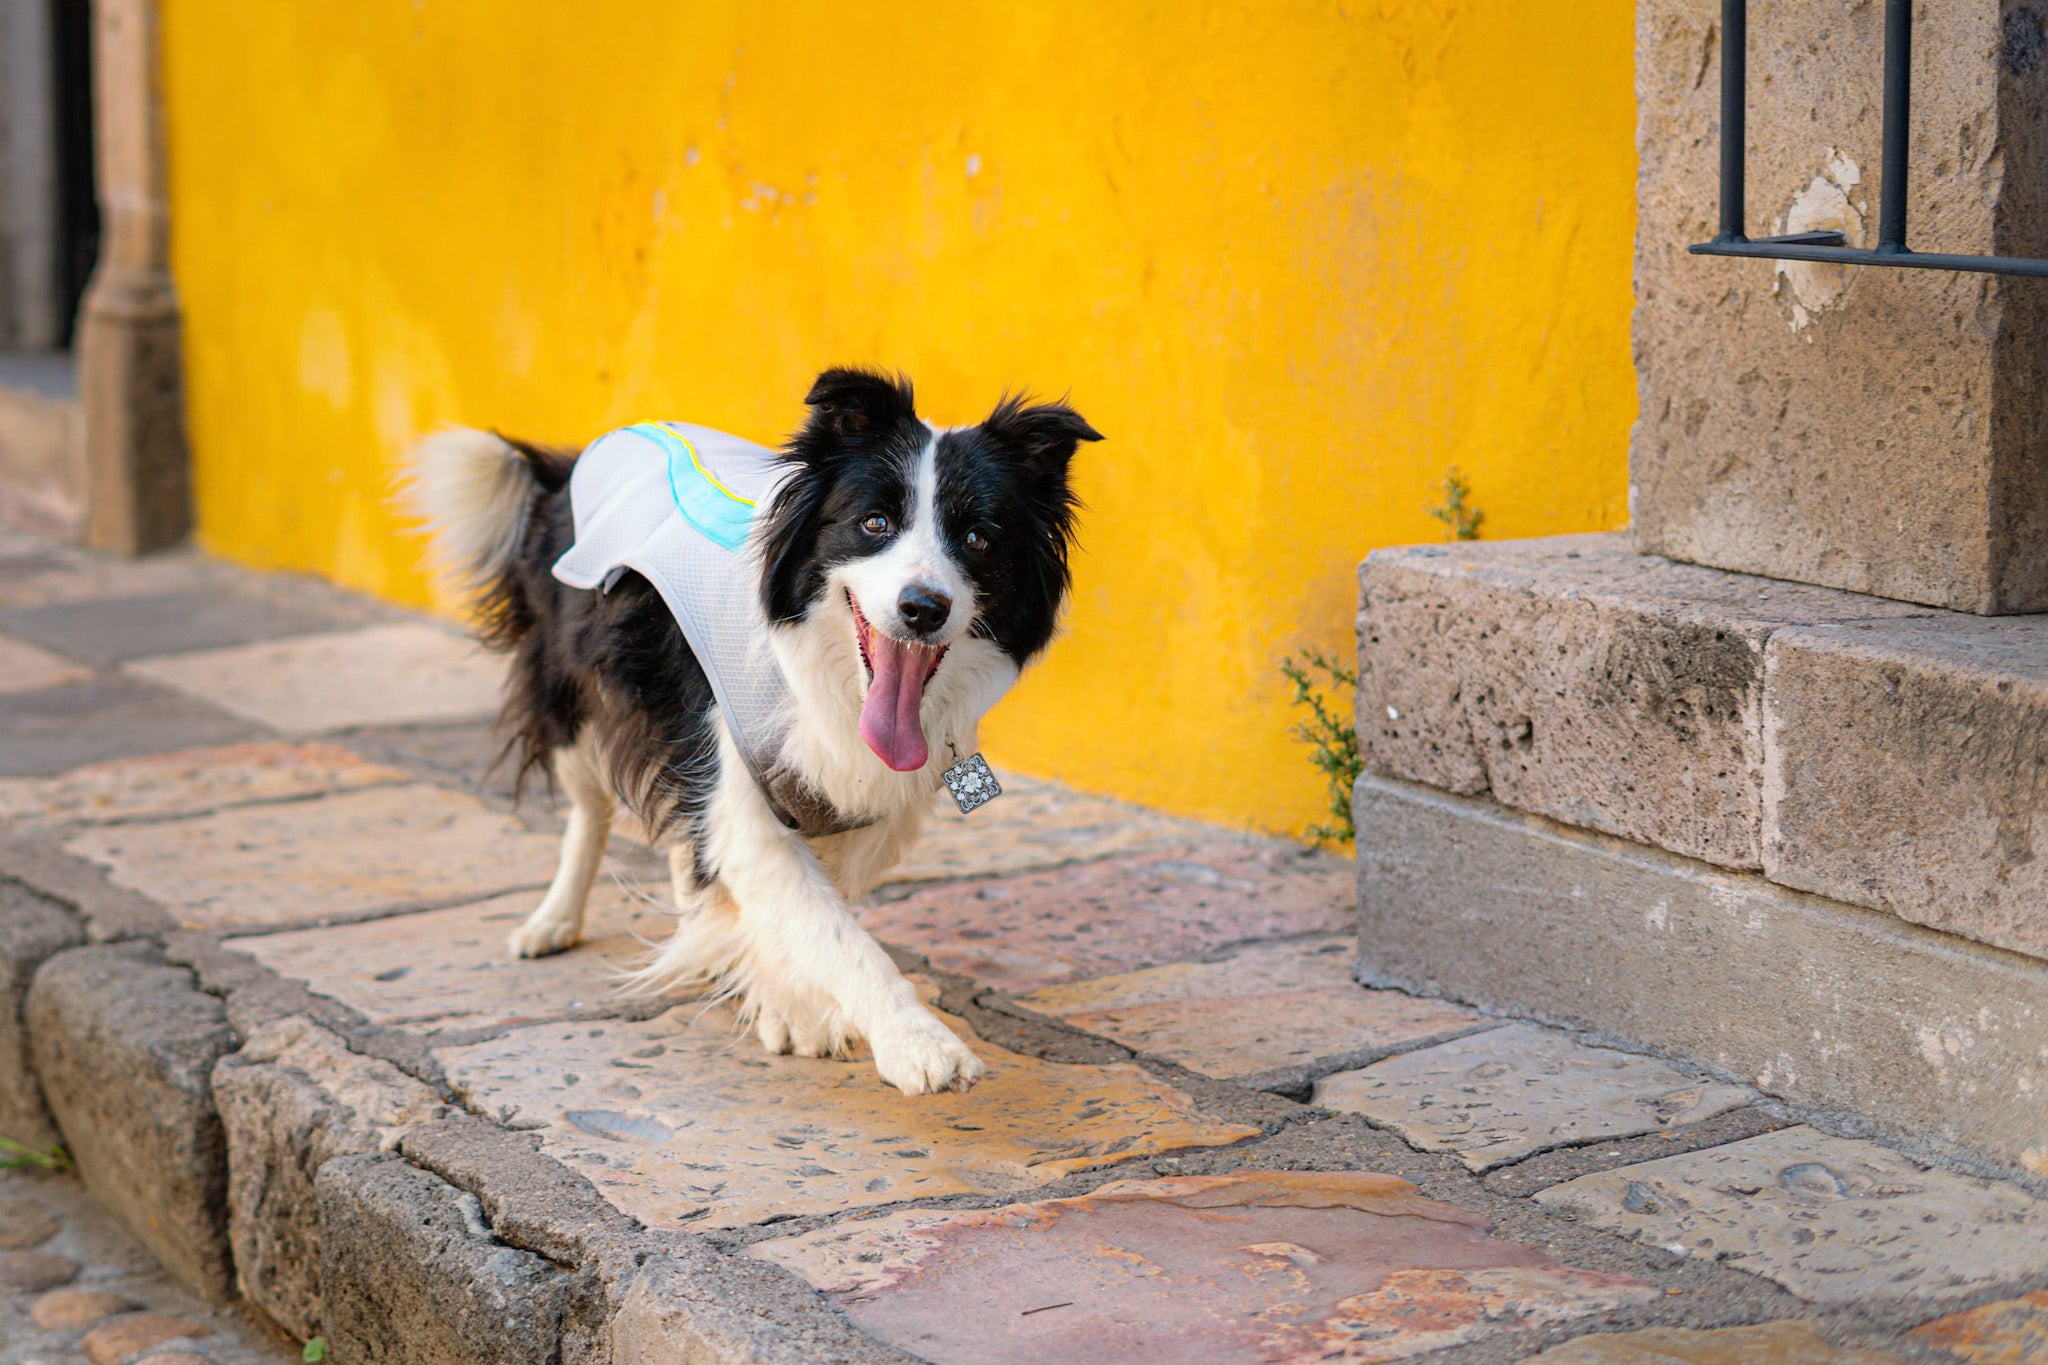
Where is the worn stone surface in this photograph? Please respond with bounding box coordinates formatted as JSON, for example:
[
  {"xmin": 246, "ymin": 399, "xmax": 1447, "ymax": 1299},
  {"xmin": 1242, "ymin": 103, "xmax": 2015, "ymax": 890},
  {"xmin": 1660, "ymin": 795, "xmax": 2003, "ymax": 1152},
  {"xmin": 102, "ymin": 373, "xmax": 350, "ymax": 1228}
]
[
  {"xmin": 228, "ymin": 884, "xmax": 684, "ymax": 1034},
  {"xmin": 0, "ymin": 1248, "xmax": 78, "ymax": 1290},
  {"xmin": 887, "ymin": 772, "xmax": 1227, "ymax": 884},
  {"xmin": 1634, "ymin": 2, "xmax": 2048, "ymax": 614},
  {"xmin": 1763, "ymin": 616, "xmax": 2048, "ymax": 961},
  {"xmin": 1909, "ymin": 1289, "xmax": 2048, "ymax": 1363},
  {"xmin": 439, "ymin": 986, "xmax": 1261, "ymax": 1231},
  {"xmin": 0, "ymin": 739, "xmax": 411, "ymax": 829},
  {"xmin": 214, "ymin": 1016, "xmax": 454, "ymax": 1340},
  {"xmin": 0, "ymin": 632, "xmax": 89, "ymax": 695},
  {"xmin": 316, "ymin": 1153, "xmax": 572, "ymax": 1365},
  {"xmin": 1527, "ymin": 1320, "xmax": 1904, "ymax": 1364},
  {"xmin": 1018, "ymin": 935, "xmax": 1484, "ymax": 1084},
  {"xmin": 0, "ymin": 586, "xmax": 347, "ymax": 665},
  {"xmin": 0, "ymin": 1196, "xmax": 60, "ymax": 1249},
  {"xmin": 0, "ymin": 673, "xmax": 255, "ymax": 775},
  {"xmin": 125, "ymin": 622, "xmax": 504, "ymax": 734},
  {"xmin": 63, "ymin": 783, "xmax": 560, "ymax": 932},
  {"xmin": 861, "ymin": 843, "xmax": 1353, "ymax": 991},
  {"xmin": 0, "ymin": 1168, "xmax": 293, "ymax": 1363},
  {"xmin": 78, "ymin": 1311, "xmax": 212, "ymax": 1364},
  {"xmin": 1536, "ymin": 1126, "xmax": 2048, "ymax": 1305},
  {"xmin": 1357, "ymin": 536, "xmax": 1925, "ymax": 870},
  {"xmin": 1315, "ymin": 1024, "xmax": 1753, "ymax": 1172},
  {"xmin": 1354, "ymin": 775, "xmax": 2048, "ymax": 1172},
  {"xmin": 25, "ymin": 944, "xmax": 236, "ymax": 1302},
  {"xmin": 32, "ymin": 1286, "xmax": 142, "ymax": 1329},
  {"xmin": 756, "ymin": 1171, "xmax": 1658, "ymax": 1364},
  {"xmin": 0, "ymin": 882, "xmax": 81, "ymax": 1148}
]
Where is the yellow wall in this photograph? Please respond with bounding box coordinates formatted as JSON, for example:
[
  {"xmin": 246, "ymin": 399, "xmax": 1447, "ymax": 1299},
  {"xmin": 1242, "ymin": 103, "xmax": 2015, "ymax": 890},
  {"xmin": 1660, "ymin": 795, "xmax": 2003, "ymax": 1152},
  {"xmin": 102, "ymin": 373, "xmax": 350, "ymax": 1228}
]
[{"xmin": 162, "ymin": 0, "xmax": 1635, "ymax": 837}]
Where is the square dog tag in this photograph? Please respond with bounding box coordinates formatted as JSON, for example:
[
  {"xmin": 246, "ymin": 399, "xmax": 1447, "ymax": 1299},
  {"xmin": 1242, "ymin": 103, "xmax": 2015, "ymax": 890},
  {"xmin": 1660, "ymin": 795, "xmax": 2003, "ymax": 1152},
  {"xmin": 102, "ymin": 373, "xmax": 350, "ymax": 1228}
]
[{"xmin": 942, "ymin": 752, "xmax": 1002, "ymax": 814}]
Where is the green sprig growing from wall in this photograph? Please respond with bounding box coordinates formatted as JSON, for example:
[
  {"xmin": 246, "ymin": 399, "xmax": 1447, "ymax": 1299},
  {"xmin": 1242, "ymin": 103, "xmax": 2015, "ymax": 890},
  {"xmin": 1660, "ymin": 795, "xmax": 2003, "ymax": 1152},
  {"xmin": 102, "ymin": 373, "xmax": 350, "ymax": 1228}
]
[
  {"xmin": 0, "ymin": 1134, "xmax": 70, "ymax": 1173},
  {"xmin": 1280, "ymin": 647, "xmax": 1362, "ymax": 847},
  {"xmin": 1428, "ymin": 467, "xmax": 1484, "ymax": 541}
]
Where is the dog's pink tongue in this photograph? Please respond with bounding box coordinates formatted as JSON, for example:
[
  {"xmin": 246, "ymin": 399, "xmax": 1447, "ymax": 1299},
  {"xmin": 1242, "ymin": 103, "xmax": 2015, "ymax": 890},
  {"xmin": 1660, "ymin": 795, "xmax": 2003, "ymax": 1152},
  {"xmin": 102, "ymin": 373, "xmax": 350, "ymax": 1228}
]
[{"xmin": 860, "ymin": 634, "xmax": 932, "ymax": 772}]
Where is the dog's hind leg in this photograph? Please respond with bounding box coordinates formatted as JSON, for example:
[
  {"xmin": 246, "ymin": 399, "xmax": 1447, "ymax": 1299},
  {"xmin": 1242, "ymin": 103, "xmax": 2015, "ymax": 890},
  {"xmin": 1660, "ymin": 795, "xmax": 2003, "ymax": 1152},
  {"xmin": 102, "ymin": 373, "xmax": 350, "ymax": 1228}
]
[{"xmin": 510, "ymin": 734, "xmax": 614, "ymax": 959}]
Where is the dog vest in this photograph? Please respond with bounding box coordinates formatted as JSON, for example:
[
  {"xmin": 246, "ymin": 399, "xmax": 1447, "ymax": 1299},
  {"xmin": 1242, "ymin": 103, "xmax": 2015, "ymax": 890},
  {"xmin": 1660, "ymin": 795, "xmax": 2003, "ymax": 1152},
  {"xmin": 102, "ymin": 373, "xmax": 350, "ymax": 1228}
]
[{"xmin": 550, "ymin": 421, "xmax": 871, "ymax": 836}]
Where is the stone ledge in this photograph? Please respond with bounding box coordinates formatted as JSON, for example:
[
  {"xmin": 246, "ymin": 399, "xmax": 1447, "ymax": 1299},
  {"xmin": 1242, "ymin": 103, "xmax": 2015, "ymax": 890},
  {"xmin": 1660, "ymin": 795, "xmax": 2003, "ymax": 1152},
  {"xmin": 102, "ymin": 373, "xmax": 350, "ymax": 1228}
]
[
  {"xmin": 1353, "ymin": 773, "xmax": 2048, "ymax": 1175},
  {"xmin": 25, "ymin": 943, "xmax": 236, "ymax": 1302},
  {"xmin": 1359, "ymin": 535, "xmax": 2048, "ymax": 961},
  {"xmin": 1357, "ymin": 533, "xmax": 1926, "ymax": 870},
  {"xmin": 0, "ymin": 882, "xmax": 82, "ymax": 1147},
  {"xmin": 1764, "ymin": 615, "xmax": 2048, "ymax": 961}
]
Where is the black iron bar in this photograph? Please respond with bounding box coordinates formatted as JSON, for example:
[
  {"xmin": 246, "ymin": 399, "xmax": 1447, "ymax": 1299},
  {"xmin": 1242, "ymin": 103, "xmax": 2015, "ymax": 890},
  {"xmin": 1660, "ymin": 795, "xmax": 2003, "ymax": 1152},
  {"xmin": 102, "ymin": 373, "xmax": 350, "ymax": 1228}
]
[
  {"xmin": 1878, "ymin": 0, "xmax": 1911, "ymax": 251},
  {"xmin": 1689, "ymin": 0, "xmax": 2048, "ymax": 278},
  {"xmin": 1718, "ymin": 0, "xmax": 1747, "ymax": 242}
]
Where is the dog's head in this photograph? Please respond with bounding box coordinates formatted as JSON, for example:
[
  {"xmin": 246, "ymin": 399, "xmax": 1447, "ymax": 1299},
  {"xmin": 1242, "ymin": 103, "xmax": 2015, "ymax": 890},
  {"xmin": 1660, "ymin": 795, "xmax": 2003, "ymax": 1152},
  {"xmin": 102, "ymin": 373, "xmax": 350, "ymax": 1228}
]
[{"xmin": 757, "ymin": 367, "xmax": 1101, "ymax": 772}]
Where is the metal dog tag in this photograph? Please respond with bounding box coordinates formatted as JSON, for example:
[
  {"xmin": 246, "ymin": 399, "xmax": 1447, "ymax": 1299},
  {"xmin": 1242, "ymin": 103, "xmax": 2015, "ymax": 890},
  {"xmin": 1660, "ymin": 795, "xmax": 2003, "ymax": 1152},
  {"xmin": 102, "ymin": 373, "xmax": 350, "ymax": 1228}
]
[{"xmin": 942, "ymin": 752, "xmax": 1002, "ymax": 814}]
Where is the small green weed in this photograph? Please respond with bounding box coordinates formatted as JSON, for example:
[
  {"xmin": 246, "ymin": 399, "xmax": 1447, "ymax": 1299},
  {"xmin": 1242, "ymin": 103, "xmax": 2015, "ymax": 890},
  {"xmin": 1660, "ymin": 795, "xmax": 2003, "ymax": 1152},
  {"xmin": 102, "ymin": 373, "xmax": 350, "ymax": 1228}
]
[
  {"xmin": 0, "ymin": 1134, "xmax": 70, "ymax": 1173},
  {"xmin": 303, "ymin": 1336, "xmax": 328, "ymax": 1362},
  {"xmin": 1280, "ymin": 647, "xmax": 1362, "ymax": 847},
  {"xmin": 1428, "ymin": 467, "xmax": 1484, "ymax": 541}
]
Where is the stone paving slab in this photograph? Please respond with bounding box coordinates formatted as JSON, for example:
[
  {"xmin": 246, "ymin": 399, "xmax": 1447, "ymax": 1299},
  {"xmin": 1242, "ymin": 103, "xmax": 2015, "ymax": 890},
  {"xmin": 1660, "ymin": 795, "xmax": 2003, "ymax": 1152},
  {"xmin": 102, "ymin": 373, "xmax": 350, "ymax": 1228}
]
[
  {"xmin": 61, "ymin": 783, "xmax": 560, "ymax": 932},
  {"xmin": 0, "ymin": 1169, "xmax": 294, "ymax": 1365},
  {"xmin": 1527, "ymin": 1320, "xmax": 1905, "ymax": 1364},
  {"xmin": 228, "ymin": 883, "xmax": 685, "ymax": 1033},
  {"xmin": 0, "ymin": 632, "xmax": 90, "ymax": 695},
  {"xmin": 125, "ymin": 622, "xmax": 504, "ymax": 735},
  {"xmin": 753, "ymin": 1171, "xmax": 1659, "ymax": 1364},
  {"xmin": 0, "ymin": 586, "xmax": 350, "ymax": 666},
  {"xmin": 437, "ymin": 983, "xmax": 1261, "ymax": 1231},
  {"xmin": 1909, "ymin": 1289, "xmax": 2048, "ymax": 1362},
  {"xmin": 858, "ymin": 844, "xmax": 1354, "ymax": 991},
  {"xmin": 1533, "ymin": 1126, "xmax": 2048, "ymax": 1305},
  {"xmin": 1315, "ymin": 1024, "xmax": 1755, "ymax": 1172},
  {"xmin": 885, "ymin": 773, "xmax": 1230, "ymax": 884},
  {"xmin": 0, "ymin": 674, "xmax": 256, "ymax": 776},
  {"xmin": 1017, "ymin": 935, "xmax": 1486, "ymax": 1082},
  {"xmin": 0, "ymin": 740, "xmax": 411, "ymax": 828}
]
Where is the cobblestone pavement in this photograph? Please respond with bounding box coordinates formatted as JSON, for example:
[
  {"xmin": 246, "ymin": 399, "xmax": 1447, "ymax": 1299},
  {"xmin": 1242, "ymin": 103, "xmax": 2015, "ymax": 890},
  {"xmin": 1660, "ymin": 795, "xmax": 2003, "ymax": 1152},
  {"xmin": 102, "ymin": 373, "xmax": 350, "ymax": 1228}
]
[
  {"xmin": 0, "ymin": 1167, "xmax": 295, "ymax": 1365},
  {"xmin": 4, "ymin": 524, "xmax": 2048, "ymax": 1363}
]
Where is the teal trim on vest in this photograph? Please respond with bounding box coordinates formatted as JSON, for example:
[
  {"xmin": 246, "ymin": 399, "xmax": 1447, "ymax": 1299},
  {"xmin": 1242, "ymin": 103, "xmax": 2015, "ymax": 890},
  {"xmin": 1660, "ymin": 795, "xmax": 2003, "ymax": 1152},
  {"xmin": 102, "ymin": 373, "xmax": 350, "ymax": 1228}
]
[{"xmin": 630, "ymin": 422, "xmax": 757, "ymax": 551}]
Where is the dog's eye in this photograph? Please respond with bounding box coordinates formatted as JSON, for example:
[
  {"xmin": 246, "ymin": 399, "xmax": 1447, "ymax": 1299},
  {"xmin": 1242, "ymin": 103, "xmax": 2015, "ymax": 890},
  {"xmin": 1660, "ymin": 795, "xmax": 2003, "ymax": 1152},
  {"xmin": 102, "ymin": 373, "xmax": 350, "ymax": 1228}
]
[
  {"xmin": 964, "ymin": 528, "xmax": 991, "ymax": 553},
  {"xmin": 861, "ymin": 514, "xmax": 893, "ymax": 536}
]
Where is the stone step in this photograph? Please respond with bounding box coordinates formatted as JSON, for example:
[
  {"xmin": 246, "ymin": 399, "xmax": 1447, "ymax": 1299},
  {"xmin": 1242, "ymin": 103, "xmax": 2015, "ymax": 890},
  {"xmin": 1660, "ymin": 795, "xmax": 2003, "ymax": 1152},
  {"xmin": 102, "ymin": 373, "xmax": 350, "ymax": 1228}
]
[
  {"xmin": 1358, "ymin": 532, "xmax": 2048, "ymax": 963},
  {"xmin": 1352, "ymin": 772, "xmax": 2048, "ymax": 1174}
]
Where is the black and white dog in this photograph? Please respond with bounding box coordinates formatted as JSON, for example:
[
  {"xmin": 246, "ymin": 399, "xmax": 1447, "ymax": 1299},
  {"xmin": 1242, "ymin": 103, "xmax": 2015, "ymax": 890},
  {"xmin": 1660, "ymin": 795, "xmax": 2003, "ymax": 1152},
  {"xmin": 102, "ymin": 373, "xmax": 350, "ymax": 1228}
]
[{"xmin": 405, "ymin": 369, "xmax": 1099, "ymax": 1094}]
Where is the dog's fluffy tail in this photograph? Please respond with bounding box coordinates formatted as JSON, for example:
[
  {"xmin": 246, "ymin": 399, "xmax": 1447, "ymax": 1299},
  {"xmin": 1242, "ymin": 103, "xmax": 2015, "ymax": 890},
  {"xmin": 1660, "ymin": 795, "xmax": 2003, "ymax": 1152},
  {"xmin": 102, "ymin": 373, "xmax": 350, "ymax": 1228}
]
[{"xmin": 400, "ymin": 427, "xmax": 567, "ymax": 595}]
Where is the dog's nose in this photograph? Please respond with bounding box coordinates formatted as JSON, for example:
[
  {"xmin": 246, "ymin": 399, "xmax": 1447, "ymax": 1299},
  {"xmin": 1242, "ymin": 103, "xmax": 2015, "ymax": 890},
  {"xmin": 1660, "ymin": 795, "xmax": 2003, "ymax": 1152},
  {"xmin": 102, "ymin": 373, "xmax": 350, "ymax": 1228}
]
[{"xmin": 897, "ymin": 584, "xmax": 953, "ymax": 637}]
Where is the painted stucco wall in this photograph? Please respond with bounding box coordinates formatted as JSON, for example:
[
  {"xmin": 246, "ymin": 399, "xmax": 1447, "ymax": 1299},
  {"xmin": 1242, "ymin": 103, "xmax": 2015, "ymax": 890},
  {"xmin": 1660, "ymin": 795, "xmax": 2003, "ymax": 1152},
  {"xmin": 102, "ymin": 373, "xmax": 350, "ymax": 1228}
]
[{"xmin": 161, "ymin": 1, "xmax": 1635, "ymax": 836}]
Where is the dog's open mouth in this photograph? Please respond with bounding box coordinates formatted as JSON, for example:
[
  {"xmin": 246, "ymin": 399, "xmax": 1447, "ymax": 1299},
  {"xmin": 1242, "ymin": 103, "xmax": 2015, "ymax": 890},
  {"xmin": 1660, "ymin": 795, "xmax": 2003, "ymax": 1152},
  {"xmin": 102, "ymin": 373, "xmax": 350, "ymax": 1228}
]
[{"xmin": 849, "ymin": 591, "xmax": 946, "ymax": 772}]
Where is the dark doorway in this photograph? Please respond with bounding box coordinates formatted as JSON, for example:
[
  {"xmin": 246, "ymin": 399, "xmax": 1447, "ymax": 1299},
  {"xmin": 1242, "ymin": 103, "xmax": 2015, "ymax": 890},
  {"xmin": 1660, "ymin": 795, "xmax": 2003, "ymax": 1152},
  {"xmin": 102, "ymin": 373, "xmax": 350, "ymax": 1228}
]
[{"xmin": 51, "ymin": 0, "xmax": 96, "ymax": 347}]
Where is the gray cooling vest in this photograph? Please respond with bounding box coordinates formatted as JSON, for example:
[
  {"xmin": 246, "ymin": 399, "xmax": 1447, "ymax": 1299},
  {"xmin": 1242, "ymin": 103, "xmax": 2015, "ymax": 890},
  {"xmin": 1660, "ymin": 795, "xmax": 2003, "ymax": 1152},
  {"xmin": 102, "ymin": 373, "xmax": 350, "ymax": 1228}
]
[{"xmin": 550, "ymin": 421, "xmax": 870, "ymax": 836}]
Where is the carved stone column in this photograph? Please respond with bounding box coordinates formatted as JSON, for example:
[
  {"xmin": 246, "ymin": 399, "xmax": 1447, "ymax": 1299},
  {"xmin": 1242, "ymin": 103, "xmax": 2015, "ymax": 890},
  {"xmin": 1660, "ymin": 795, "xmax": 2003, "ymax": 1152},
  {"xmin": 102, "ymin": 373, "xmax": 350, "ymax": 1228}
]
[{"xmin": 77, "ymin": 0, "xmax": 188, "ymax": 553}]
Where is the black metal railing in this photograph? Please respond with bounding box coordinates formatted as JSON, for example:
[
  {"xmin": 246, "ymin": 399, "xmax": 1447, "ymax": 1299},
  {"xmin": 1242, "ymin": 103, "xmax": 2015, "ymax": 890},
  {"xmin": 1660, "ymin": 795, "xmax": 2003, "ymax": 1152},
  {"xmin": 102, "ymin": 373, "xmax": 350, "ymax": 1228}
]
[{"xmin": 1691, "ymin": 0, "xmax": 2048, "ymax": 278}]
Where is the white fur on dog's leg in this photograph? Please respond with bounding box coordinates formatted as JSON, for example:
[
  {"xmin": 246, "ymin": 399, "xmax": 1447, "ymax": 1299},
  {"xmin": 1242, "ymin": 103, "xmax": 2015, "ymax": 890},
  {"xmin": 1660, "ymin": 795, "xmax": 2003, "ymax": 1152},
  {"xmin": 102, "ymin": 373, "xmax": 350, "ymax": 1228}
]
[
  {"xmin": 870, "ymin": 1012, "xmax": 986, "ymax": 1094},
  {"xmin": 510, "ymin": 735, "xmax": 613, "ymax": 959},
  {"xmin": 755, "ymin": 1008, "xmax": 794, "ymax": 1055},
  {"xmin": 704, "ymin": 732, "xmax": 985, "ymax": 1094}
]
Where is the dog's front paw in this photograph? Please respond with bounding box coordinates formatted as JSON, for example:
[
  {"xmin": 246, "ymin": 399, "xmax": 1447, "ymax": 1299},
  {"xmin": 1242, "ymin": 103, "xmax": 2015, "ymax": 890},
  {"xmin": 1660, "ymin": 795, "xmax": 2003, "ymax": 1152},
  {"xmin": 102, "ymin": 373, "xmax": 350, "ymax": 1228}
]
[
  {"xmin": 508, "ymin": 914, "xmax": 582, "ymax": 959},
  {"xmin": 870, "ymin": 1009, "xmax": 985, "ymax": 1095}
]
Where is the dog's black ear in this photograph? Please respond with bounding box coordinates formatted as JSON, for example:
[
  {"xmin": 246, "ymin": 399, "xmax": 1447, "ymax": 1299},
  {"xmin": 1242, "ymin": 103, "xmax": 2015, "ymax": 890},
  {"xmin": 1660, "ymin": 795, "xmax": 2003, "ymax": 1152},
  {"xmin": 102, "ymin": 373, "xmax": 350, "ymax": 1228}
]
[
  {"xmin": 982, "ymin": 394, "xmax": 1103, "ymax": 482},
  {"xmin": 802, "ymin": 367, "xmax": 916, "ymax": 440}
]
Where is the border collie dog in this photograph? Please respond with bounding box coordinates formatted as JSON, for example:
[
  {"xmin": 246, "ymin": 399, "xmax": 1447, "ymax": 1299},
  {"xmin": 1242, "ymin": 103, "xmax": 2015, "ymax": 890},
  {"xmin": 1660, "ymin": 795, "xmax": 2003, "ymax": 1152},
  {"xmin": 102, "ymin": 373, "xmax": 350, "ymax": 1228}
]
[{"xmin": 405, "ymin": 369, "xmax": 1099, "ymax": 1094}]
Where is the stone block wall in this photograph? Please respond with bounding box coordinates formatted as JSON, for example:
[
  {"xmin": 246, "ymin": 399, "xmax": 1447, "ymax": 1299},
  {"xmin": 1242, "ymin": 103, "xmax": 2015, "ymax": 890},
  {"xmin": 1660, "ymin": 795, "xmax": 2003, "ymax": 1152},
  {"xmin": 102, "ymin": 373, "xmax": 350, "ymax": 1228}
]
[{"xmin": 1632, "ymin": 0, "xmax": 2048, "ymax": 613}]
